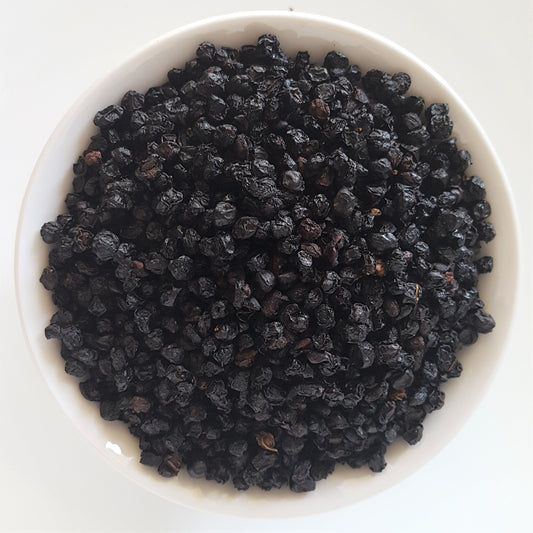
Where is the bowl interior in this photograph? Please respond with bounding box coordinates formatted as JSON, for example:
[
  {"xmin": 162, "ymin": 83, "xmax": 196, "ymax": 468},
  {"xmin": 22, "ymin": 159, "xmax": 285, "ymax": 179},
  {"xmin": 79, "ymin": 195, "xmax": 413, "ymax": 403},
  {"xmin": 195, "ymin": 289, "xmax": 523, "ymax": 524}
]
[{"xmin": 15, "ymin": 11, "xmax": 518, "ymax": 518}]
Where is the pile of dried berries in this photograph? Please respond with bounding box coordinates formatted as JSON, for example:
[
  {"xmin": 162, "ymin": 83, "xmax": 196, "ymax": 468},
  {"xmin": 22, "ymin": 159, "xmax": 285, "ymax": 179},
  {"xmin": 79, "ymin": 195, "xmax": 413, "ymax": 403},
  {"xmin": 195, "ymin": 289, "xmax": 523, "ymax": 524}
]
[{"xmin": 40, "ymin": 35, "xmax": 496, "ymax": 492}]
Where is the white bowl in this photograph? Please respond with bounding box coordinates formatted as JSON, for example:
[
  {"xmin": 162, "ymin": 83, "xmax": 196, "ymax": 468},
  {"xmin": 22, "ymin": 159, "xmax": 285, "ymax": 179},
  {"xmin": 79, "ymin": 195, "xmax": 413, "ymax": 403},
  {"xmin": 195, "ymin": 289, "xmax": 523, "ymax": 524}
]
[{"xmin": 16, "ymin": 11, "xmax": 519, "ymax": 518}]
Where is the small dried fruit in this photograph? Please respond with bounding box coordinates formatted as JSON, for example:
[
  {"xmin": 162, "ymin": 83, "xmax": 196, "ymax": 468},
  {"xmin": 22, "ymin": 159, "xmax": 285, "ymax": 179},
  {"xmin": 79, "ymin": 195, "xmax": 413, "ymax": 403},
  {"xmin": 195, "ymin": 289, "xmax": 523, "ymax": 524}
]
[
  {"xmin": 40, "ymin": 34, "xmax": 495, "ymax": 494},
  {"xmin": 256, "ymin": 431, "xmax": 278, "ymax": 452}
]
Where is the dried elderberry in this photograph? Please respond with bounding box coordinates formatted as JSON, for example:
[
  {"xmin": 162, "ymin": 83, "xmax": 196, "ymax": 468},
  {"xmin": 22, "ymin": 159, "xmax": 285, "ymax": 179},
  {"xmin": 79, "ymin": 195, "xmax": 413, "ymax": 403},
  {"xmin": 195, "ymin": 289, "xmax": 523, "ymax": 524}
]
[{"xmin": 40, "ymin": 34, "xmax": 495, "ymax": 493}]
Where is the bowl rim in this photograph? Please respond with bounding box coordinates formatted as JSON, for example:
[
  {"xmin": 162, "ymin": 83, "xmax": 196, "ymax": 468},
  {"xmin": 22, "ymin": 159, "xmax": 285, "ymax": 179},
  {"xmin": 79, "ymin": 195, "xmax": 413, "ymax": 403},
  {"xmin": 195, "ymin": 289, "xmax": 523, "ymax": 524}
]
[{"xmin": 14, "ymin": 9, "xmax": 521, "ymax": 517}]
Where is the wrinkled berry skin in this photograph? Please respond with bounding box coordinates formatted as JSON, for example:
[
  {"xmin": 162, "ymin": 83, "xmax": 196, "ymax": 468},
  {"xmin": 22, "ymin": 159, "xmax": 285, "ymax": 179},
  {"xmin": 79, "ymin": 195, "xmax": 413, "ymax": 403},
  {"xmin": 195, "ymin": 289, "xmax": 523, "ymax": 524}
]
[{"xmin": 40, "ymin": 34, "xmax": 495, "ymax": 493}]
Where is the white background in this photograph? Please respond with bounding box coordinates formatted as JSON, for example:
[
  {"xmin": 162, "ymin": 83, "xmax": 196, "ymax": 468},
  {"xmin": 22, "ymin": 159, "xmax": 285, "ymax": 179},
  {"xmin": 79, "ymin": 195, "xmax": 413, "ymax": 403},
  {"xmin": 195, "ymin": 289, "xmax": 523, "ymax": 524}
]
[{"xmin": 1, "ymin": 1, "xmax": 532, "ymax": 531}]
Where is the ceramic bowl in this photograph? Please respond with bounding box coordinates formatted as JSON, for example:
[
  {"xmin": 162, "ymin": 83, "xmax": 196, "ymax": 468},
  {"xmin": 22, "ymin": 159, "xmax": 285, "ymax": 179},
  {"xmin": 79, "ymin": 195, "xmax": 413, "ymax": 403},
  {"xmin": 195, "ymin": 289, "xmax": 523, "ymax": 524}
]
[{"xmin": 15, "ymin": 10, "xmax": 519, "ymax": 518}]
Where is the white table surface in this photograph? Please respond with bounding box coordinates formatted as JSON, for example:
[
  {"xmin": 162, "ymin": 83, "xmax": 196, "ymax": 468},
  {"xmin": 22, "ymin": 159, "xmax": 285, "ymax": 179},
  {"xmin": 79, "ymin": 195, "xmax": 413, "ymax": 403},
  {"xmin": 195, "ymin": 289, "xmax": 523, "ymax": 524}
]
[{"xmin": 1, "ymin": 1, "xmax": 532, "ymax": 531}]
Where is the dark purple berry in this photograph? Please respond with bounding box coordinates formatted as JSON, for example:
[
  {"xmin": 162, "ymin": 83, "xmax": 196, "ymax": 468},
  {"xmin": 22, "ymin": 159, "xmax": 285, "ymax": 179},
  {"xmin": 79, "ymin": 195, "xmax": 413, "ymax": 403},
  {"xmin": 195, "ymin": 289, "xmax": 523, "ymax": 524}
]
[{"xmin": 40, "ymin": 35, "xmax": 495, "ymax": 494}]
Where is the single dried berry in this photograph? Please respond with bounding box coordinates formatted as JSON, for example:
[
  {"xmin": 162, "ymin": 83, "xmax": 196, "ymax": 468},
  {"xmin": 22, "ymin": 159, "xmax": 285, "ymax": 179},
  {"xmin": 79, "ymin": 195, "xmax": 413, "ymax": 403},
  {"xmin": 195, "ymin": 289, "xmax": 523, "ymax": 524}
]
[
  {"xmin": 309, "ymin": 98, "xmax": 330, "ymax": 119},
  {"xmin": 282, "ymin": 170, "xmax": 305, "ymax": 192},
  {"xmin": 298, "ymin": 218, "xmax": 322, "ymax": 241},
  {"xmin": 93, "ymin": 104, "xmax": 124, "ymax": 128},
  {"xmin": 84, "ymin": 150, "xmax": 102, "ymax": 166},
  {"xmin": 40, "ymin": 35, "xmax": 495, "ymax": 494},
  {"xmin": 168, "ymin": 255, "xmax": 193, "ymax": 281},
  {"xmin": 256, "ymin": 431, "xmax": 278, "ymax": 452},
  {"xmin": 130, "ymin": 396, "xmax": 151, "ymax": 413},
  {"xmin": 92, "ymin": 230, "xmax": 119, "ymax": 261},
  {"xmin": 158, "ymin": 453, "xmax": 182, "ymax": 477}
]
